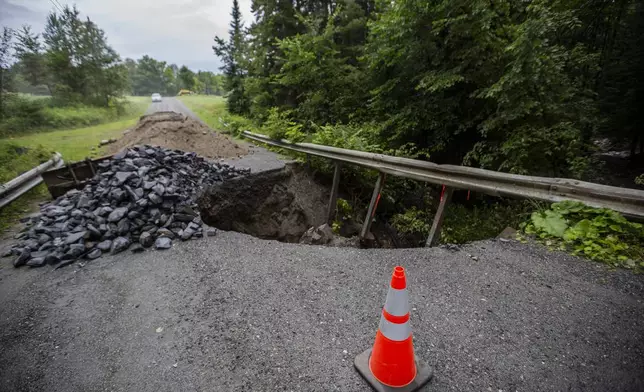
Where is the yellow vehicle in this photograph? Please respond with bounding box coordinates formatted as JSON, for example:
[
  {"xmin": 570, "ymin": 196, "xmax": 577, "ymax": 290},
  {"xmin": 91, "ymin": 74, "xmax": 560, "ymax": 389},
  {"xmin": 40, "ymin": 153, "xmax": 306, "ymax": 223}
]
[{"xmin": 177, "ymin": 89, "xmax": 194, "ymax": 96}]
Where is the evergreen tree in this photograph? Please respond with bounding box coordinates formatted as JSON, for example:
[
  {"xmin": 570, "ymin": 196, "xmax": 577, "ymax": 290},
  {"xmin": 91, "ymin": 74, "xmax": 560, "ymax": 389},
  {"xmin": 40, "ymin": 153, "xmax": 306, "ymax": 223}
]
[{"xmin": 213, "ymin": 0, "xmax": 249, "ymax": 114}]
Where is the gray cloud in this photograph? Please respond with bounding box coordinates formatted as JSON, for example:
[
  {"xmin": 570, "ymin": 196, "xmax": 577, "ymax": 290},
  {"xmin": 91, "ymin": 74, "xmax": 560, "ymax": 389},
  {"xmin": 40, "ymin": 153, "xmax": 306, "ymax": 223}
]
[{"xmin": 1, "ymin": 0, "xmax": 253, "ymax": 72}]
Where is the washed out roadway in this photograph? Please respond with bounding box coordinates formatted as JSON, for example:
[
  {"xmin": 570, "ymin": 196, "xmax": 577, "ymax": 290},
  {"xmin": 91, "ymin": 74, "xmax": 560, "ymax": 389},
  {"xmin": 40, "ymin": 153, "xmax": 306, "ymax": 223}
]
[
  {"xmin": 1, "ymin": 234, "xmax": 643, "ymax": 391},
  {"xmin": 0, "ymin": 102, "xmax": 643, "ymax": 391}
]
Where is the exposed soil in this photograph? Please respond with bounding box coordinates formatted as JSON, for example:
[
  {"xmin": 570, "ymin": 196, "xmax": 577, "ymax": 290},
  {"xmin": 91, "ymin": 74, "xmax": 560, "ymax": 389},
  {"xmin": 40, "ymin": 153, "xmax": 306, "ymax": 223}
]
[
  {"xmin": 198, "ymin": 163, "xmax": 330, "ymax": 242},
  {"xmin": 106, "ymin": 112, "xmax": 248, "ymax": 159}
]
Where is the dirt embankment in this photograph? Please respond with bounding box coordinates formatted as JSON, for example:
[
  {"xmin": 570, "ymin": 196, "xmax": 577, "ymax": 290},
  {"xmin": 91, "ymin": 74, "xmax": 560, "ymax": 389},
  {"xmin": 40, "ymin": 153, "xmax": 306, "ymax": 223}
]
[
  {"xmin": 198, "ymin": 164, "xmax": 330, "ymax": 243},
  {"xmin": 106, "ymin": 112, "xmax": 248, "ymax": 159}
]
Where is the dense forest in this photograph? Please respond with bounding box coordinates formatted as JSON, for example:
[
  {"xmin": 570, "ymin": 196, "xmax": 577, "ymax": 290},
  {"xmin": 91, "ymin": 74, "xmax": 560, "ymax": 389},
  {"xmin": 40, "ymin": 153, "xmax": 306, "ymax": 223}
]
[{"xmin": 215, "ymin": 0, "xmax": 643, "ymax": 180}]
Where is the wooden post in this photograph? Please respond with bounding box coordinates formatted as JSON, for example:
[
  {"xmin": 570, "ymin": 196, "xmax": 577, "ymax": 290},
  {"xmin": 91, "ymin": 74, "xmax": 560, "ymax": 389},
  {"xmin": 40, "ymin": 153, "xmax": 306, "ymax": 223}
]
[
  {"xmin": 425, "ymin": 186, "xmax": 453, "ymax": 247},
  {"xmin": 67, "ymin": 163, "xmax": 79, "ymax": 186},
  {"xmin": 360, "ymin": 172, "xmax": 386, "ymax": 239},
  {"xmin": 327, "ymin": 161, "xmax": 341, "ymax": 223}
]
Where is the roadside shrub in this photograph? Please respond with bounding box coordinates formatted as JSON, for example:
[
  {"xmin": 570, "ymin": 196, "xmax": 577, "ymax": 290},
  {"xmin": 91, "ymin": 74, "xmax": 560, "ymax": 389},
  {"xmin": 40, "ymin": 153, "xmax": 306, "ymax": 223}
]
[
  {"xmin": 0, "ymin": 94, "xmax": 47, "ymax": 135},
  {"xmin": 218, "ymin": 113, "xmax": 256, "ymax": 136},
  {"xmin": 0, "ymin": 94, "xmax": 142, "ymax": 137},
  {"xmin": 522, "ymin": 201, "xmax": 644, "ymax": 271},
  {"xmin": 0, "ymin": 142, "xmax": 51, "ymax": 183},
  {"xmin": 262, "ymin": 108, "xmax": 304, "ymax": 142},
  {"xmin": 40, "ymin": 105, "xmax": 117, "ymax": 129},
  {"xmin": 391, "ymin": 200, "xmax": 532, "ymax": 246}
]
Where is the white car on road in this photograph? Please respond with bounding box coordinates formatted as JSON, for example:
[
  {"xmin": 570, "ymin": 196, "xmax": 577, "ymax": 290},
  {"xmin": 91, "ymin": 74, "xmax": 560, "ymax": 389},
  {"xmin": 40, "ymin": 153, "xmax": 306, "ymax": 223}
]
[{"xmin": 151, "ymin": 93, "xmax": 162, "ymax": 102}]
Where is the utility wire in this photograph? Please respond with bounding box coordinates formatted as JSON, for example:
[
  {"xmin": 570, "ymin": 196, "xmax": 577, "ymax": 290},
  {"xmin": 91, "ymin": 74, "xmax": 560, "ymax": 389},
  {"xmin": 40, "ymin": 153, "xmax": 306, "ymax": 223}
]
[
  {"xmin": 49, "ymin": 0, "xmax": 64, "ymax": 13},
  {"xmin": 53, "ymin": 0, "xmax": 66, "ymax": 12}
]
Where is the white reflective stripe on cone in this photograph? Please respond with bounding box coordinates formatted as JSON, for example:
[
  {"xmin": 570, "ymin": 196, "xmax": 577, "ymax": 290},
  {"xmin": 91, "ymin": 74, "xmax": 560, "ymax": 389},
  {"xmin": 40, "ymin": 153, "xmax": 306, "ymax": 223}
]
[
  {"xmin": 383, "ymin": 287, "xmax": 410, "ymax": 317},
  {"xmin": 378, "ymin": 315, "xmax": 412, "ymax": 341}
]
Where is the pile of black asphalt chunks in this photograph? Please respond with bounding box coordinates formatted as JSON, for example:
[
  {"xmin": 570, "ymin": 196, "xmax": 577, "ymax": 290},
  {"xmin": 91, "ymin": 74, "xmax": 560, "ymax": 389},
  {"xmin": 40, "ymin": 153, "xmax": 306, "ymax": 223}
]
[{"xmin": 4, "ymin": 145, "xmax": 249, "ymax": 269}]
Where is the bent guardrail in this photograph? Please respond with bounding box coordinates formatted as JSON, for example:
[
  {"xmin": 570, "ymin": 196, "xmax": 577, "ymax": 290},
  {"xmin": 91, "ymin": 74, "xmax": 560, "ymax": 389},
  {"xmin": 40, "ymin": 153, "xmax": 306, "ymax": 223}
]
[
  {"xmin": 0, "ymin": 153, "xmax": 64, "ymax": 209},
  {"xmin": 242, "ymin": 131, "xmax": 644, "ymax": 246}
]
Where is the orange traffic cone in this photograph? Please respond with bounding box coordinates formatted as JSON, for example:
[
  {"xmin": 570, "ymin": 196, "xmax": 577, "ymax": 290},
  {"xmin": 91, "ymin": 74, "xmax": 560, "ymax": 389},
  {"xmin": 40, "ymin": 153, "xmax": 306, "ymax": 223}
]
[{"xmin": 355, "ymin": 266, "xmax": 433, "ymax": 392}]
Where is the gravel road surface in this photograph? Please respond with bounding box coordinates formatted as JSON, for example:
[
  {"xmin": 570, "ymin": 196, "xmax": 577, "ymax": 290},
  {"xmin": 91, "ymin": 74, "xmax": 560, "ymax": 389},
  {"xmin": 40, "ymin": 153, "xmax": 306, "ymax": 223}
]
[
  {"xmin": 1, "ymin": 235, "xmax": 643, "ymax": 392},
  {"xmin": 145, "ymin": 97, "xmax": 202, "ymax": 121},
  {"xmin": 146, "ymin": 97, "xmax": 285, "ymax": 173}
]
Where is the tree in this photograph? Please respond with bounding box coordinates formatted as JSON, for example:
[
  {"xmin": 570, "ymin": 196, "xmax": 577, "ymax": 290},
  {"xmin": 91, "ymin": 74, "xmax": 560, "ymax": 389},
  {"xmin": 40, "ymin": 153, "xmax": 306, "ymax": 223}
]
[
  {"xmin": 232, "ymin": 0, "xmax": 642, "ymax": 180},
  {"xmin": 0, "ymin": 27, "xmax": 13, "ymax": 120},
  {"xmin": 42, "ymin": 5, "xmax": 127, "ymax": 106},
  {"xmin": 275, "ymin": 6, "xmax": 368, "ymax": 125},
  {"xmin": 13, "ymin": 26, "xmax": 49, "ymax": 93},
  {"xmin": 214, "ymin": 0, "xmax": 249, "ymax": 114},
  {"xmin": 163, "ymin": 65, "xmax": 178, "ymax": 96},
  {"xmin": 178, "ymin": 65, "xmax": 195, "ymax": 91},
  {"xmin": 131, "ymin": 55, "xmax": 167, "ymax": 95},
  {"xmin": 196, "ymin": 70, "xmax": 218, "ymax": 94}
]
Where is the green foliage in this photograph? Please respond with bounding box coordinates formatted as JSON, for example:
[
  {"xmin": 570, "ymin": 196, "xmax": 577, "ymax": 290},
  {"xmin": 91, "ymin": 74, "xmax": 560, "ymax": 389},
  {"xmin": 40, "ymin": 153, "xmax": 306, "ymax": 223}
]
[
  {"xmin": 219, "ymin": 113, "xmax": 256, "ymax": 137},
  {"xmin": 261, "ymin": 108, "xmax": 304, "ymax": 141},
  {"xmin": 178, "ymin": 66, "xmax": 196, "ymax": 91},
  {"xmin": 0, "ymin": 93, "xmax": 47, "ymax": 134},
  {"xmin": 331, "ymin": 220, "xmax": 342, "ymax": 234},
  {"xmin": 441, "ymin": 202, "xmax": 532, "ymax": 244},
  {"xmin": 0, "ymin": 94, "xmax": 146, "ymax": 136},
  {"xmin": 0, "ymin": 142, "xmax": 51, "ymax": 182},
  {"xmin": 636, "ymin": 174, "xmax": 644, "ymax": 186},
  {"xmin": 275, "ymin": 6, "xmax": 369, "ymax": 125},
  {"xmin": 391, "ymin": 207, "xmax": 430, "ymax": 237},
  {"xmin": 0, "ymin": 27, "xmax": 14, "ymax": 121},
  {"xmin": 391, "ymin": 201, "xmax": 532, "ymax": 246},
  {"xmin": 42, "ymin": 5, "xmax": 128, "ymax": 106},
  {"xmin": 523, "ymin": 201, "xmax": 644, "ymax": 270},
  {"xmin": 337, "ymin": 198, "xmax": 352, "ymax": 218},
  {"xmin": 214, "ymin": 0, "xmax": 249, "ymax": 114},
  {"xmin": 128, "ymin": 55, "xmax": 175, "ymax": 96}
]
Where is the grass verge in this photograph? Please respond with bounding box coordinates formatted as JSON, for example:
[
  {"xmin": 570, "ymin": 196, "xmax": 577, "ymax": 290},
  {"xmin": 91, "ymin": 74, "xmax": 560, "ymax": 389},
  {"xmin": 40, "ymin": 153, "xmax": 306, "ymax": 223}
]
[
  {"xmin": 177, "ymin": 95, "xmax": 227, "ymax": 130},
  {"xmin": 0, "ymin": 97, "xmax": 148, "ymax": 233}
]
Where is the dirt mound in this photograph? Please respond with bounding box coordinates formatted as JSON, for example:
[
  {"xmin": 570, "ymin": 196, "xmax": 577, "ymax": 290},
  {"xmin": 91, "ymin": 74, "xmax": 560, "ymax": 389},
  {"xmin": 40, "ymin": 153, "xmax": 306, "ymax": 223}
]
[{"xmin": 107, "ymin": 111, "xmax": 248, "ymax": 159}]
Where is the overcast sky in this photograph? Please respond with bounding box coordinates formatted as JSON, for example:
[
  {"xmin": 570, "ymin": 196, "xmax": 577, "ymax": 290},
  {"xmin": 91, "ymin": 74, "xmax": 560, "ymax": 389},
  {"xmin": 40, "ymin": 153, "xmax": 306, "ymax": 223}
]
[{"xmin": 0, "ymin": 0, "xmax": 253, "ymax": 72}]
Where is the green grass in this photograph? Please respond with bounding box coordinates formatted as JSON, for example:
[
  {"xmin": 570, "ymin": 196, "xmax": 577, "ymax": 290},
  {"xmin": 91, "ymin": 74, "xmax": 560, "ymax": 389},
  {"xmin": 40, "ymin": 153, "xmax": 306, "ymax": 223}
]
[
  {"xmin": 178, "ymin": 95, "xmax": 227, "ymax": 130},
  {"xmin": 0, "ymin": 97, "xmax": 149, "ymax": 232},
  {"xmin": 0, "ymin": 95, "xmax": 149, "ymax": 137}
]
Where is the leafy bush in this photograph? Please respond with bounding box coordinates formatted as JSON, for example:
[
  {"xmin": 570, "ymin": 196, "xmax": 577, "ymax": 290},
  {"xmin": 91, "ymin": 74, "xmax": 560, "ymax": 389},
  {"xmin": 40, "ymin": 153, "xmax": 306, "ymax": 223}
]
[
  {"xmin": 522, "ymin": 201, "xmax": 644, "ymax": 271},
  {"xmin": 636, "ymin": 174, "xmax": 644, "ymax": 186},
  {"xmin": 442, "ymin": 202, "xmax": 533, "ymax": 244},
  {"xmin": 0, "ymin": 94, "xmax": 142, "ymax": 137},
  {"xmin": 262, "ymin": 108, "xmax": 304, "ymax": 142},
  {"xmin": 0, "ymin": 142, "xmax": 51, "ymax": 183},
  {"xmin": 391, "ymin": 201, "xmax": 532, "ymax": 246},
  {"xmin": 391, "ymin": 207, "xmax": 430, "ymax": 237},
  {"xmin": 0, "ymin": 94, "xmax": 47, "ymax": 135},
  {"xmin": 40, "ymin": 105, "xmax": 118, "ymax": 129},
  {"xmin": 218, "ymin": 113, "xmax": 256, "ymax": 136}
]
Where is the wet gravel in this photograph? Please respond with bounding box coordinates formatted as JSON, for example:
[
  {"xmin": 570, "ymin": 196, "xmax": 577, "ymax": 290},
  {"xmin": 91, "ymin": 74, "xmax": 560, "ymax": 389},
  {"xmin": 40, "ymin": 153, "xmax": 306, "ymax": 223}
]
[{"xmin": 1, "ymin": 235, "xmax": 642, "ymax": 392}]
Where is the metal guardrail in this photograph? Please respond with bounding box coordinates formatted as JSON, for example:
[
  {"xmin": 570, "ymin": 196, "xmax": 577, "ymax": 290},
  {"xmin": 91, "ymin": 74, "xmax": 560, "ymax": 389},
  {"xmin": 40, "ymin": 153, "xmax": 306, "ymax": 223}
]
[
  {"xmin": 0, "ymin": 153, "xmax": 64, "ymax": 209},
  {"xmin": 243, "ymin": 131, "xmax": 644, "ymax": 245}
]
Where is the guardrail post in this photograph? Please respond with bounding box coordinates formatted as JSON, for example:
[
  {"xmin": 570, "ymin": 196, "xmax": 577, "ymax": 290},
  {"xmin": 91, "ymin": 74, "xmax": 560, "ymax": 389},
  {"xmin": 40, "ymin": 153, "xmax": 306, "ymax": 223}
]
[
  {"xmin": 425, "ymin": 186, "xmax": 453, "ymax": 247},
  {"xmin": 360, "ymin": 172, "xmax": 386, "ymax": 239},
  {"xmin": 327, "ymin": 161, "xmax": 342, "ymax": 223}
]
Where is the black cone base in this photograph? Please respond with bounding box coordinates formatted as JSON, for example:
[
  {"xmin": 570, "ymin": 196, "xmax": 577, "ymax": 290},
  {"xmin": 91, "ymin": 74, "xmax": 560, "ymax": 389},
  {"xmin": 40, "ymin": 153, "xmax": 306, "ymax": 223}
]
[{"xmin": 354, "ymin": 349, "xmax": 433, "ymax": 392}]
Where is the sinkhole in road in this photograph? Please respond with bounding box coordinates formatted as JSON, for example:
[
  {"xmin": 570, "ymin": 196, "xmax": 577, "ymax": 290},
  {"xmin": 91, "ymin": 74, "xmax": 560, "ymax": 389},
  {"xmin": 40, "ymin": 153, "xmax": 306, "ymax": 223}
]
[{"xmin": 197, "ymin": 164, "xmax": 332, "ymax": 243}]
